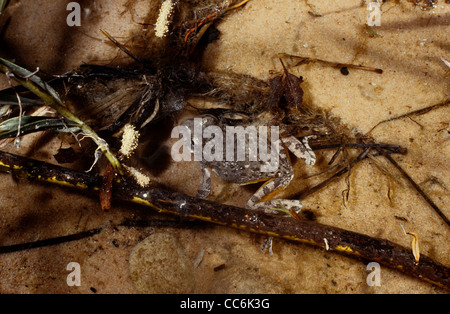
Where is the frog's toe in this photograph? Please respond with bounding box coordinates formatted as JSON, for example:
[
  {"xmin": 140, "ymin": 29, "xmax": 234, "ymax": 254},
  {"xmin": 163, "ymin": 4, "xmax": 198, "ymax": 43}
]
[{"xmin": 246, "ymin": 199, "xmax": 303, "ymax": 216}]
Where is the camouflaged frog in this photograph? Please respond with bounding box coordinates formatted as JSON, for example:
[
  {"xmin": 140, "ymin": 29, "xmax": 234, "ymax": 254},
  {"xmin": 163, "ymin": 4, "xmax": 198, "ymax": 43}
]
[{"xmin": 175, "ymin": 115, "xmax": 316, "ymax": 214}]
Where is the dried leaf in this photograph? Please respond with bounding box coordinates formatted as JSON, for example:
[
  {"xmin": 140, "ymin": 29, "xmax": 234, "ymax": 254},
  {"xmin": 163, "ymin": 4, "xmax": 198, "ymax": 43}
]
[
  {"xmin": 407, "ymin": 232, "xmax": 420, "ymax": 264},
  {"xmin": 279, "ymin": 59, "xmax": 304, "ymax": 109},
  {"xmin": 266, "ymin": 75, "xmax": 283, "ymax": 109},
  {"xmin": 0, "ymin": 58, "xmax": 64, "ymax": 106},
  {"xmin": 53, "ymin": 147, "xmax": 80, "ymax": 164}
]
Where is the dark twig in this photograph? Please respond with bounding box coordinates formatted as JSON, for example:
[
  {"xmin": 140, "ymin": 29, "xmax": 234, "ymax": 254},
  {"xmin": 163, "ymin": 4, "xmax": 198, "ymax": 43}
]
[
  {"xmin": 376, "ymin": 147, "xmax": 450, "ymax": 227},
  {"xmin": 0, "ymin": 150, "xmax": 448, "ymax": 290},
  {"xmin": 0, "ymin": 228, "xmax": 103, "ymax": 254},
  {"xmin": 368, "ymin": 99, "xmax": 450, "ymax": 134},
  {"xmin": 292, "ymin": 147, "xmax": 371, "ymax": 199}
]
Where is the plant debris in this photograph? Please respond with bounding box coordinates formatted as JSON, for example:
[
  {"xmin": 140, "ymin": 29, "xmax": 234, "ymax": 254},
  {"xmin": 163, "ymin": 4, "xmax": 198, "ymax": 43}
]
[{"xmin": 0, "ymin": 0, "xmax": 448, "ymax": 293}]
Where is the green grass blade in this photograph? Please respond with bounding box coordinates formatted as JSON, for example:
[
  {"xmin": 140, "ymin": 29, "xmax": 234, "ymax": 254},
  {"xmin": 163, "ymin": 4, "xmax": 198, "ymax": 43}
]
[
  {"xmin": 0, "ymin": 116, "xmax": 80, "ymax": 139},
  {"xmin": 0, "ymin": 0, "xmax": 8, "ymax": 14},
  {"xmin": 0, "ymin": 92, "xmax": 43, "ymax": 106},
  {"xmin": 0, "ymin": 58, "xmax": 64, "ymax": 106}
]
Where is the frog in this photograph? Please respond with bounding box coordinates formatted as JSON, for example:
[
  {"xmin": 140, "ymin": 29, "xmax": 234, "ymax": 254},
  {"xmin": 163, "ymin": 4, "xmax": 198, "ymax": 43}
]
[{"xmin": 177, "ymin": 115, "xmax": 316, "ymax": 215}]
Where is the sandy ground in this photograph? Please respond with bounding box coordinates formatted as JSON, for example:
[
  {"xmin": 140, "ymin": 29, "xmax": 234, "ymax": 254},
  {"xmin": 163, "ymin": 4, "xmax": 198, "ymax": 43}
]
[{"xmin": 0, "ymin": 0, "xmax": 449, "ymax": 294}]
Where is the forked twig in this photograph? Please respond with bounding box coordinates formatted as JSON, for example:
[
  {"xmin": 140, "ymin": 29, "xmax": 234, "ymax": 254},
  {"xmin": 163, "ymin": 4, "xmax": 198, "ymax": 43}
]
[
  {"xmin": 295, "ymin": 141, "xmax": 449, "ymax": 226},
  {"xmin": 368, "ymin": 99, "xmax": 450, "ymax": 134},
  {"xmin": 293, "ymin": 147, "xmax": 371, "ymax": 199},
  {"xmin": 100, "ymin": 29, "xmax": 145, "ymax": 64}
]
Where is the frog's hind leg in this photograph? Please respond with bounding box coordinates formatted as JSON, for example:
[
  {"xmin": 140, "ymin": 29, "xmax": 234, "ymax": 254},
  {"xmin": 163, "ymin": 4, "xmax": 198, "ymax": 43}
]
[
  {"xmin": 246, "ymin": 176, "xmax": 302, "ymax": 255},
  {"xmin": 246, "ymin": 175, "xmax": 302, "ymax": 214},
  {"xmin": 196, "ymin": 166, "xmax": 212, "ymax": 198}
]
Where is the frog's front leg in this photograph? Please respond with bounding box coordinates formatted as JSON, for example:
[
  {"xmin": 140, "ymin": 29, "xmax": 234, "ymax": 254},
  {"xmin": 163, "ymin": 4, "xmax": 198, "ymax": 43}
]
[
  {"xmin": 281, "ymin": 135, "xmax": 316, "ymax": 166},
  {"xmin": 246, "ymin": 174, "xmax": 302, "ymax": 214}
]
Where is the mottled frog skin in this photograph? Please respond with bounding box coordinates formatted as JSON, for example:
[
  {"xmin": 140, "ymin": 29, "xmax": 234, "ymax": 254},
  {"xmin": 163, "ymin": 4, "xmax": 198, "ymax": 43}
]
[{"xmin": 180, "ymin": 115, "xmax": 316, "ymax": 214}]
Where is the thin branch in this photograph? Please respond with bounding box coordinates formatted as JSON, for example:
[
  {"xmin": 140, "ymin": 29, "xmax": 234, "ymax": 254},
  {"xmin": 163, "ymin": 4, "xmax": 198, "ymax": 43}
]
[
  {"xmin": 368, "ymin": 99, "xmax": 450, "ymax": 134},
  {"xmin": 279, "ymin": 53, "xmax": 383, "ymax": 74},
  {"xmin": 0, "ymin": 228, "xmax": 103, "ymax": 254},
  {"xmin": 376, "ymin": 147, "xmax": 450, "ymax": 226},
  {"xmin": 292, "ymin": 147, "xmax": 371, "ymax": 199}
]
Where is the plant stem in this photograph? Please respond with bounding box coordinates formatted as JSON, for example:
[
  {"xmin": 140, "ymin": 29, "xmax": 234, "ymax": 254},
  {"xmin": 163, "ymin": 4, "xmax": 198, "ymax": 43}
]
[{"xmin": 0, "ymin": 64, "xmax": 124, "ymax": 174}]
